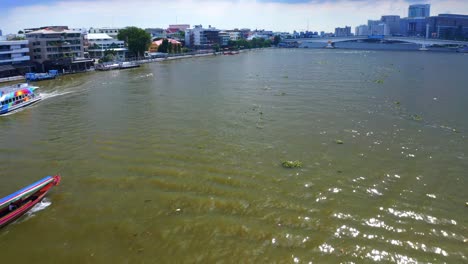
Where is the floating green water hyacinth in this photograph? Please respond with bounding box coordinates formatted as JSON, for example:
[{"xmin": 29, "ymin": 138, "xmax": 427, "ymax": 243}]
[
  {"xmin": 411, "ymin": 114, "xmax": 423, "ymax": 121},
  {"xmin": 281, "ymin": 160, "xmax": 302, "ymax": 168}
]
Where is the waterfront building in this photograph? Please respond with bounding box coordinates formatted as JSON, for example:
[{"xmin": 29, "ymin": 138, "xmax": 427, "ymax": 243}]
[
  {"xmin": 368, "ymin": 20, "xmax": 389, "ymax": 36},
  {"xmin": 409, "ymin": 4, "xmax": 430, "ymax": 18},
  {"xmin": 355, "ymin": 25, "xmax": 369, "ymax": 36},
  {"xmin": 0, "ymin": 29, "xmax": 2, "ymax": 36},
  {"xmin": 88, "ymin": 27, "xmax": 122, "ymax": 39},
  {"xmin": 26, "ymin": 26, "xmax": 93, "ymax": 72},
  {"xmin": 219, "ymin": 32, "xmax": 230, "ymax": 46},
  {"xmin": 239, "ymin": 28, "xmax": 251, "ymax": 39},
  {"xmin": 400, "ymin": 17, "xmax": 428, "ymax": 37},
  {"xmin": 168, "ymin": 24, "xmax": 190, "ymax": 32},
  {"xmin": 427, "ymin": 14, "xmax": 468, "ymax": 40},
  {"xmin": 227, "ymin": 31, "xmax": 242, "ymax": 41},
  {"xmin": 146, "ymin": 28, "xmax": 167, "ymax": 39},
  {"xmin": 185, "ymin": 25, "xmax": 220, "ymax": 48},
  {"xmin": 247, "ymin": 32, "xmax": 270, "ymax": 40},
  {"xmin": 381, "ymin": 15, "xmax": 401, "ymax": 35},
  {"xmin": 0, "ymin": 39, "xmax": 31, "ymax": 78},
  {"xmin": 87, "ymin": 33, "xmax": 127, "ymax": 60},
  {"xmin": 148, "ymin": 39, "xmax": 181, "ymax": 53},
  {"xmin": 334, "ymin": 26, "xmax": 351, "ymax": 37},
  {"xmin": 24, "ymin": 26, "xmax": 69, "ymax": 34}
]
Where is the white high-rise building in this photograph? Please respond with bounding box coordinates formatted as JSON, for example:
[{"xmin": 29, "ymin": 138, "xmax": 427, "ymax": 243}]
[
  {"xmin": 185, "ymin": 25, "xmax": 220, "ymax": 47},
  {"xmin": 355, "ymin": 25, "xmax": 369, "ymax": 36}
]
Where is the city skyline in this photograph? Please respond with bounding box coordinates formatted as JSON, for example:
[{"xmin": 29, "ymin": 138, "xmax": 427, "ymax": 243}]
[{"xmin": 1, "ymin": 0, "xmax": 468, "ymax": 34}]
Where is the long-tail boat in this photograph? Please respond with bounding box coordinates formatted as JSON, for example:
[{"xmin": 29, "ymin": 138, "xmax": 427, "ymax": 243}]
[{"xmin": 0, "ymin": 175, "xmax": 61, "ymax": 228}]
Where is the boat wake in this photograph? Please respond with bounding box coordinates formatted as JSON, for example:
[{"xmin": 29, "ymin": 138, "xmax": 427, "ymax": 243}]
[
  {"xmin": 16, "ymin": 198, "xmax": 52, "ymax": 224},
  {"xmin": 39, "ymin": 90, "xmax": 73, "ymax": 101},
  {"xmin": 28, "ymin": 198, "xmax": 52, "ymax": 214}
]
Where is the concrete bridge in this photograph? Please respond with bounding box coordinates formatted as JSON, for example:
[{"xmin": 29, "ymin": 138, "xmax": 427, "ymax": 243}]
[{"xmin": 283, "ymin": 36, "xmax": 468, "ymax": 50}]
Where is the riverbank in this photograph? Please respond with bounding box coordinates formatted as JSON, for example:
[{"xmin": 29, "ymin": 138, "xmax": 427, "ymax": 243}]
[
  {"xmin": 0, "ymin": 49, "xmax": 258, "ymax": 84},
  {"xmin": 0, "ymin": 75, "xmax": 25, "ymax": 83}
]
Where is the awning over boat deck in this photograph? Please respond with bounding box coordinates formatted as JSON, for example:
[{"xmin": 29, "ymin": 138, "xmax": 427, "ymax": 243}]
[{"xmin": 0, "ymin": 65, "xmax": 16, "ymax": 72}]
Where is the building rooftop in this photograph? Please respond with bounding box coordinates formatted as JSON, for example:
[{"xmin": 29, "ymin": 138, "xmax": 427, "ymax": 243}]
[
  {"xmin": 152, "ymin": 39, "xmax": 181, "ymax": 46},
  {"xmin": 87, "ymin": 33, "xmax": 113, "ymax": 40},
  {"xmin": 26, "ymin": 28, "xmax": 82, "ymax": 35}
]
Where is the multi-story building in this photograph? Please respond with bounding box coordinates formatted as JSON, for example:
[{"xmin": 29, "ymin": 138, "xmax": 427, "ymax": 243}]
[
  {"xmin": 24, "ymin": 26, "xmax": 69, "ymax": 33},
  {"xmin": 334, "ymin": 26, "xmax": 351, "ymax": 37},
  {"xmin": 26, "ymin": 27, "xmax": 84, "ymax": 64},
  {"xmin": 145, "ymin": 28, "xmax": 166, "ymax": 39},
  {"xmin": 26, "ymin": 26, "xmax": 92, "ymax": 72},
  {"xmin": 185, "ymin": 25, "xmax": 220, "ymax": 48},
  {"xmin": 355, "ymin": 25, "xmax": 369, "ymax": 36},
  {"xmin": 0, "ymin": 39, "xmax": 31, "ymax": 78},
  {"xmin": 428, "ymin": 14, "xmax": 468, "ymax": 40},
  {"xmin": 168, "ymin": 24, "xmax": 190, "ymax": 32},
  {"xmin": 0, "ymin": 29, "xmax": 2, "ymax": 36},
  {"xmin": 88, "ymin": 27, "xmax": 122, "ymax": 39},
  {"xmin": 368, "ymin": 20, "xmax": 390, "ymax": 36},
  {"xmin": 218, "ymin": 32, "xmax": 230, "ymax": 46},
  {"xmin": 400, "ymin": 17, "xmax": 428, "ymax": 37},
  {"xmin": 87, "ymin": 33, "xmax": 127, "ymax": 60},
  {"xmin": 227, "ymin": 30, "xmax": 242, "ymax": 41},
  {"xmin": 381, "ymin": 15, "xmax": 401, "ymax": 35},
  {"xmin": 408, "ymin": 4, "xmax": 430, "ymax": 18}
]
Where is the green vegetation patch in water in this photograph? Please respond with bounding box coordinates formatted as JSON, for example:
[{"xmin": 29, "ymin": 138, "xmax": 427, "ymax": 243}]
[{"xmin": 281, "ymin": 160, "xmax": 303, "ymax": 168}]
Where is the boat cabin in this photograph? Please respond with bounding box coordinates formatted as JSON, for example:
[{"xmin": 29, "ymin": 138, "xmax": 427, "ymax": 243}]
[{"xmin": 0, "ymin": 92, "xmax": 34, "ymax": 107}]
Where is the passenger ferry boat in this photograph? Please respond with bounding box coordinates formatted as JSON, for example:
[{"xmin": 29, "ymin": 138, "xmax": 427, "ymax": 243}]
[{"xmin": 0, "ymin": 83, "xmax": 41, "ymax": 115}]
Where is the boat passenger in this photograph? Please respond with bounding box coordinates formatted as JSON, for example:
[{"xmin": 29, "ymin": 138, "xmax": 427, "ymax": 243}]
[{"xmin": 8, "ymin": 204, "xmax": 17, "ymax": 211}]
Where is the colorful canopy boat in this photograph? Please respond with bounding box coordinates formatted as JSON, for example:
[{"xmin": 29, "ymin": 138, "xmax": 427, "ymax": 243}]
[
  {"xmin": 0, "ymin": 175, "xmax": 61, "ymax": 228},
  {"xmin": 0, "ymin": 83, "xmax": 41, "ymax": 115}
]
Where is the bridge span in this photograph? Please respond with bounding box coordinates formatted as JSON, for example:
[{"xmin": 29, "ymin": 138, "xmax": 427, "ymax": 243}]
[{"xmin": 283, "ymin": 36, "xmax": 468, "ymax": 50}]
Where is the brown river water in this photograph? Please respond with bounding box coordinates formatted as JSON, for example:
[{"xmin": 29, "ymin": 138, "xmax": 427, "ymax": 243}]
[{"xmin": 0, "ymin": 49, "xmax": 467, "ymax": 263}]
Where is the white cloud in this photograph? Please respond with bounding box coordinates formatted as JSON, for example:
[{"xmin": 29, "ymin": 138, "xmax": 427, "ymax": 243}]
[{"xmin": 1, "ymin": 0, "xmax": 467, "ymax": 34}]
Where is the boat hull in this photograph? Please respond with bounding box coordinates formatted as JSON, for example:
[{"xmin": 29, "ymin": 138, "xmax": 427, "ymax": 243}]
[{"xmin": 0, "ymin": 175, "xmax": 61, "ymax": 228}]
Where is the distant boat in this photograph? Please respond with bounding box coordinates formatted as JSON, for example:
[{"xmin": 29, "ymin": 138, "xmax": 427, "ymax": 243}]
[
  {"xmin": 95, "ymin": 62, "xmax": 120, "ymax": 71},
  {"xmin": 25, "ymin": 70, "xmax": 58, "ymax": 81},
  {"xmin": 456, "ymin": 45, "xmax": 468, "ymax": 53},
  {"xmin": 223, "ymin": 51, "xmax": 239, "ymax": 55},
  {"xmin": 0, "ymin": 175, "xmax": 61, "ymax": 228},
  {"xmin": 0, "ymin": 83, "xmax": 41, "ymax": 115},
  {"xmin": 95, "ymin": 61, "xmax": 140, "ymax": 71},
  {"xmin": 119, "ymin": 61, "xmax": 140, "ymax": 69}
]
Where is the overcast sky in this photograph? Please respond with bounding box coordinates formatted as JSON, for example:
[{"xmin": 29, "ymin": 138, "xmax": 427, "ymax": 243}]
[{"xmin": 1, "ymin": 0, "xmax": 467, "ymax": 34}]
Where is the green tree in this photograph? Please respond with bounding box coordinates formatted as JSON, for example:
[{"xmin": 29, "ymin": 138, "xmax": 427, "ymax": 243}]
[
  {"xmin": 157, "ymin": 39, "xmax": 169, "ymax": 53},
  {"xmin": 99, "ymin": 49, "xmax": 116, "ymax": 63},
  {"xmin": 18, "ymin": 30, "xmax": 24, "ymax": 34},
  {"xmin": 177, "ymin": 31, "xmax": 185, "ymax": 40},
  {"xmin": 117, "ymin": 26, "xmax": 151, "ymax": 58},
  {"xmin": 273, "ymin": 35, "xmax": 281, "ymax": 46},
  {"xmin": 168, "ymin": 43, "xmax": 173, "ymax": 53},
  {"xmin": 213, "ymin": 44, "xmax": 220, "ymax": 52}
]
